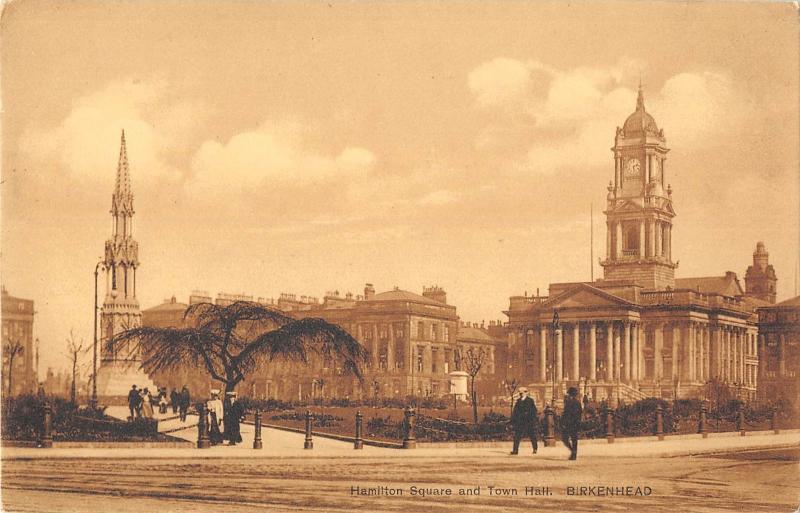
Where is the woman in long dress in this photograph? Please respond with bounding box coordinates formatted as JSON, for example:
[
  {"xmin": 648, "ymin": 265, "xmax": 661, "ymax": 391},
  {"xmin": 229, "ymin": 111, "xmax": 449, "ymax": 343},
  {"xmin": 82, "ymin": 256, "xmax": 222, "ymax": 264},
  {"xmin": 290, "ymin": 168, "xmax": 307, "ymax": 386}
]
[
  {"xmin": 141, "ymin": 388, "xmax": 154, "ymax": 418},
  {"xmin": 207, "ymin": 390, "xmax": 224, "ymax": 445}
]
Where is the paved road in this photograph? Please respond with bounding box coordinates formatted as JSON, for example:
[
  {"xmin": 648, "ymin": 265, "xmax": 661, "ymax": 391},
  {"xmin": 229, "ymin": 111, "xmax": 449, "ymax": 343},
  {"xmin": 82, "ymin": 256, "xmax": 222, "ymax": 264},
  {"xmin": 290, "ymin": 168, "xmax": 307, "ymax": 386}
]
[{"xmin": 2, "ymin": 447, "xmax": 797, "ymax": 512}]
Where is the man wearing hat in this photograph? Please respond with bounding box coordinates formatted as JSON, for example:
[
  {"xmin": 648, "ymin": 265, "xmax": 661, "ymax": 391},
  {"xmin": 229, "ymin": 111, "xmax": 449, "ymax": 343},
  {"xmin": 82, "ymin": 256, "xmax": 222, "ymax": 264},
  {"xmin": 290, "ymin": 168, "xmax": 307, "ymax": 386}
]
[
  {"xmin": 509, "ymin": 387, "xmax": 539, "ymax": 455},
  {"xmin": 224, "ymin": 391, "xmax": 245, "ymax": 446},
  {"xmin": 561, "ymin": 387, "xmax": 583, "ymax": 460},
  {"xmin": 127, "ymin": 385, "xmax": 141, "ymax": 421}
]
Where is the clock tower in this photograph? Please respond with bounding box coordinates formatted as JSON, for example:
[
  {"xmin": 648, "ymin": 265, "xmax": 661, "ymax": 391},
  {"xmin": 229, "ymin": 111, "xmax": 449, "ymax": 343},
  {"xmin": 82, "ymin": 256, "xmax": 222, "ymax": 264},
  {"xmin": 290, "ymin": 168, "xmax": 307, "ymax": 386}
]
[{"xmin": 600, "ymin": 86, "xmax": 677, "ymax": 290}]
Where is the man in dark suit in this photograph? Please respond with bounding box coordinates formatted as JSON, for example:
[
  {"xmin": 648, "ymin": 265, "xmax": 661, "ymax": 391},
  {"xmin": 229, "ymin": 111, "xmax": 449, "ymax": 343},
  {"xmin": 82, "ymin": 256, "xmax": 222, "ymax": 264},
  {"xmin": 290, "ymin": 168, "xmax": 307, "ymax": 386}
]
[
  {"xmin": 127, "ymin": 385, "xmax": 140, "ymax": 421},
  {"xmin": 510, "ymin": 387, "xmax": 539, "ymax": 455},
  {"xmin": 561, "ymin": 386, "xmax": 583, "ymax": 460},
  {"xmin": 179, "ymin": 385, "xmax": 190, "ymax": 422}
]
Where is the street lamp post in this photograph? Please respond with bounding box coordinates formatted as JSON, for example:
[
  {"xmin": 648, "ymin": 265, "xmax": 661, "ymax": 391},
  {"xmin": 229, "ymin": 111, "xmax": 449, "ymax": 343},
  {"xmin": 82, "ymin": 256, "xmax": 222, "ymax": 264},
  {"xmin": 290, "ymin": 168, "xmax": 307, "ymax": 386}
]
[
  {"xmin": 551, "ymin": 310, "xmax": 560, "ymax": 407},
  {"xmin": 91, "ymin": 259, "xmax": 105, "ymax": 410}
]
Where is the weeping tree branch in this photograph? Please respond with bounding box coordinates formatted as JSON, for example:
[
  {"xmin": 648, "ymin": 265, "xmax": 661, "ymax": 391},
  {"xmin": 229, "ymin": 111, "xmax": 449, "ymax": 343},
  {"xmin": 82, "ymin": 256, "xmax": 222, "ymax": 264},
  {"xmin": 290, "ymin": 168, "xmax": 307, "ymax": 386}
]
[{"xmin": 107, "ymin": 303, "xmax": 368, "ymax": 394}]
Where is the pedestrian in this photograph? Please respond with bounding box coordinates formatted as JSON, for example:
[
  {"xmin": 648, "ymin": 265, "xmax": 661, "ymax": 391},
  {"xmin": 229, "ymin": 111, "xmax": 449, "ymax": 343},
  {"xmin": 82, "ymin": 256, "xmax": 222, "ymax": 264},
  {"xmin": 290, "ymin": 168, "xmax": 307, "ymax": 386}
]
[
  {"xmin": 509, "ymin": 387, "xmax": 538, "ymax": 455},
  {"xmin": 179, "ymin": 385, "xmax": 190, "ymax": 422},
  {"xmin": 170, "ymin": 388, "xmax": 179, "ymax": 415},
  {"xmin": 127, "ymin": 384, "xmax": 140, "ymax": 421},
  {"xmin": 141, "ymin": 387, "xmax": 154, "ymax": 419},
  {"xmin": 224, "ymin": 391, "xmax": 245, "ymax": 446},
  {"xmin": 207, "ymin": 389, "xmax": 224, "ymax": 445},
  {"xmin": 560, "ymin": 387, "xmax": 583, "ymax": 460},
  {"xmin": 582, "ymin": 393, "xmax": 590, "ymax": 420},
  {"xmin": 158, "ymin": 388, "xmax": 168, "ymax": 414}
]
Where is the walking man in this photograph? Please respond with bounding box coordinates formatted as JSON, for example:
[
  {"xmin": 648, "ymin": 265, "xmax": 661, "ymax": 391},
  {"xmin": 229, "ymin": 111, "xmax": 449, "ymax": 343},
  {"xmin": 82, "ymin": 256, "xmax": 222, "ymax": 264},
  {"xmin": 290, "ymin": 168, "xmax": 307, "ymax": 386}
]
[
  {"xmin": 509, "ymin": 387, "xmax": 539, "ymax": 455},
  {"xmin": 561, "ymin": 387, "xmax": 583, "ymax": 460}
]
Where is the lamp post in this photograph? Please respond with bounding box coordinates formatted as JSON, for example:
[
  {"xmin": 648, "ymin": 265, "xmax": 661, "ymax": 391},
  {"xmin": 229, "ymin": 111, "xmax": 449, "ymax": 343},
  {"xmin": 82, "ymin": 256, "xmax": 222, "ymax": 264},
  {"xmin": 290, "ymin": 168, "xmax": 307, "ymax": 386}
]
[
  {"xmin": 91, "ymin": 259, "xmax": 106, "ymax": 410},
  {"xmin": 551, "ymin": 310, "xmax": 560, "ymax": 406}
]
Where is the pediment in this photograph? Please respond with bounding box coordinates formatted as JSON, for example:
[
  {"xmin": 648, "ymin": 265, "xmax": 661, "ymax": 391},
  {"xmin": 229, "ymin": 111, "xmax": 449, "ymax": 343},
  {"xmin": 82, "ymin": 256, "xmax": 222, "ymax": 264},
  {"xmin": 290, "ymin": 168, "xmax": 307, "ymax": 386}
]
[{"xmin": 547, "ymin": 285, "xmax": 633, "ymax": 309}]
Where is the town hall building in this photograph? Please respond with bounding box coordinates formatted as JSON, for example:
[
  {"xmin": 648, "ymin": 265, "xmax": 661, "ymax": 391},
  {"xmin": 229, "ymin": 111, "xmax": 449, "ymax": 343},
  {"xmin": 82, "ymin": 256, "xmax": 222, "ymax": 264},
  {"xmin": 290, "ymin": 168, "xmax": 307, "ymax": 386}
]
[{"xmin": 505, "ymin": 87, "xmax": 767, "ymax": 406}]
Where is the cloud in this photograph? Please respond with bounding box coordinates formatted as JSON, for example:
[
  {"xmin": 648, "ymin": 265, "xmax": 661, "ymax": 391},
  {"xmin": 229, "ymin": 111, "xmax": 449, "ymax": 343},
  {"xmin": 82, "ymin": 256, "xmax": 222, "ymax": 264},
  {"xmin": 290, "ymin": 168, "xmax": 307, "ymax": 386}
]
[
  {"xmin": 468, "ymin": 58, "xmax": 751, "ymax": 174},
  {"xmin": 187, "ymin": 122, "xmax": 376, "ymax": 197},
  {"xmin": 19, "ymin": 79, "xmax": 190, "ymax": 186},
  {"xmin": 468, "ymin": 58, "xmax": 537, "ymax": 107}
]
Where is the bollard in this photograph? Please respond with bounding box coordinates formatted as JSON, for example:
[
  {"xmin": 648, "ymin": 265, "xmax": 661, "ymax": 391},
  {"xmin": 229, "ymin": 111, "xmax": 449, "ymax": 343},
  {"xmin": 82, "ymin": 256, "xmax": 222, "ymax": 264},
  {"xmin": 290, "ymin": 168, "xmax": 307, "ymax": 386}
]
[
  {"xmin": 544, "ymin": 405, "xmax": 556, "ymax": 447},
  {"xmin": 38, "ymin": 403, "xmax": 53, "ymax": 448},
  {"xmin": 304, "ymin": 410, "xmax": 314, "ymax": 449},
  {"xmin": 737, "ymin": 407, "xmax": 746, "ymax": 437},
  {"xmin": 771, "ymin": 408, "xmax": 779, "ymax": 434},
  {"xmin": 197, "ymin": 403, "xmax": 210, "ymax": 449},
  {"xmin": 253, "ymin": 410, "xmax": 263, "ymax": 450},
  {"xmin": 402, "ymin": 407, "xmax": 417, "ymax": 449},
  {"xmin": 354, "ymin": 411, "xmax": 364, "ymax": 450},
  {"xmin": 605, "ymin": 406, "xmax": 615, "ymax": 444},
  {"xmin": 655, "ymin": 405, "xmax": 664, "ymax": 441},
  {"xmin": 698, "ymin": 402, "xmax": 708, "ymax": 438}
]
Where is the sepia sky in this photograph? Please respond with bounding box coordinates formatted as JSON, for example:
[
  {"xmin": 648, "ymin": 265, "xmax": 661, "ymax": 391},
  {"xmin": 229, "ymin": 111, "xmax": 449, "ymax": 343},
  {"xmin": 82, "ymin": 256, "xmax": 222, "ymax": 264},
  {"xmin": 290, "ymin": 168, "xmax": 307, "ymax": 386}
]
[{"xmin": 2, "ymin": 0, "xmax": 798, "ymax": 374}]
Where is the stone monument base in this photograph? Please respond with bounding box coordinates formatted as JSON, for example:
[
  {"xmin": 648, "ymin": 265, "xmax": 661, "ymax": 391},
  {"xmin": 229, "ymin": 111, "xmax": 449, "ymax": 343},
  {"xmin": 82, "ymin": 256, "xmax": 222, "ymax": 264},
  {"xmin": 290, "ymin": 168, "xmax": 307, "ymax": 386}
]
[{"xmin": 95, "ymin": 360, "xmax": 157, "ymax": 405}]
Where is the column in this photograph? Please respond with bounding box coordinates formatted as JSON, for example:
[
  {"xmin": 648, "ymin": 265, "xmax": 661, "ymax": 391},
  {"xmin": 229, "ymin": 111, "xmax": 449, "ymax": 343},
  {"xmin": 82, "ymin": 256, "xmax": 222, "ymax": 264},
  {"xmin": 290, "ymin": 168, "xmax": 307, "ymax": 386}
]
[
  {"xmin": 606, "ymin": 323, "xmax": 614, "ymax": 382},
  {"xmin": 614, "ymin": 155, "xmax": 620, "ymax": 189},
  {"xmin": 615, "ymin": 222, "xmax": 623, "ymax": 259},
  {"xmin": 555, "ymin": 327, "xmax": 563, "ymax": 382},
  {"xmin": 712, "ymin": 327, "xmax": 721, "ymax": 379},
  {"xmin": 589, "ymin": 323, "xmax": 597, "ymax": 381},
  {"xmin": 639, "ymin": 221, "xmax": 646, "ymax": 258},
  {"xmin": 779, "ymin": 334, "xmax": 786, "ymax": 376},
  {"xmin": 654, "ymin": 324, "xmax": 663, "ymax": 382},
  {"xmin": 648, "ymin": 219, "xmax": 656, "ymax": 258},
  {"xmin": 665, "ymin": 224, "xmax": 671, "ymax": 261},
  {"xmin": 387, "ymin": 323, "xmax": 395, "ymax": 371},
  {"xmin": 689, "ymin": 322, "xmax": 696, "ymax": 382},
  {"xmin": 725, "ymin": 329, "xmax": 732, "ymax": 382},
  {"xmin": 740, "ymin": 330, "xmax": 746, "ymax": 384},
  {"xmin": 613, "ymin": 324, "xmax": 621, "ymax": 382},
  {"xmin": 704, "ymin": 326, "xmax": 711, "ymax": 381},
  {"xmin": 638, "ymin": 324, "xmax": 646, "ymax": 381},
  {"xmin": 631, "ymin": 323, "xmax": 639, "ymax": 383},
  {"xmin": 623, "ymin": 322, "xmax": 631, "ymax": 383},
  {"xmin": 539, "ymin": 325, "xmax": 547, "ymax": 383},
  {"xmin": 672, "ymin": 324, "xmax": 680, "ymax": 381},
  {"xmin": 372, "ymin": 325, "xmax": 380, "ymax": 370},
  {"xmin": 571, "ymin": 324, "xmax": 580, "ymax": 382},
  {"xmin": 607, "ymin": 224, "xmax": 612, "ymax": 260},
  {"xmin": 655, "ymin": 222, "xmax": 662, "ymax": 257}
]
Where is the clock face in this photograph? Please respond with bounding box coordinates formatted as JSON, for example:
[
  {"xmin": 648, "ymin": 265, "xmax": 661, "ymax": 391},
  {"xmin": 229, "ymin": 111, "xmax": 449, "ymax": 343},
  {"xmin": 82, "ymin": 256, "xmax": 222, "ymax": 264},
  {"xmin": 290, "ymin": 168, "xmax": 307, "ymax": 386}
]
[
  {"xmin": 651, "ymin": 158, "xmax": 661, "ymax": 180},
  {"xmin": 623, "ymin": 158, "xmax": 641, "ymax": 179}
]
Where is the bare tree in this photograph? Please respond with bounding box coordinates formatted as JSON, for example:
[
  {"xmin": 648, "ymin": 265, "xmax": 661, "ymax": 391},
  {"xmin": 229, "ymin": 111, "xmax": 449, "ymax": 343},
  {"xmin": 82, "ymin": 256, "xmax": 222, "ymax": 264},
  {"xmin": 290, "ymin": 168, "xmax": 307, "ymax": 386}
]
[
  {"xmin": 64, "ymin": 329, "xmax": 85, "ymax": 404},
  {"xmin": 464, "ymin": 347, "xmax": 487, "ymax": 424},
  {"xmin": 108, "ymin": 301, "xmax": 368, "ymax": 396},
  {"xmin": 505, "ymin": 378, "xmax": 519, "ymax": 418},
  {"xmin": 4, "ymin": 338, "xmax": 24, "ymax": 396}
]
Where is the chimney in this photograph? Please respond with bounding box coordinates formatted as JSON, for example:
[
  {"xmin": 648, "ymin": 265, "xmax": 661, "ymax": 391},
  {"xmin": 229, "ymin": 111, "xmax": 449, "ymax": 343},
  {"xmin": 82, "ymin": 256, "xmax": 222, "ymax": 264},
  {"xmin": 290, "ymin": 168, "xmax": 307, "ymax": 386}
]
[
  {"xmin": 422, "ymin": 285, "xmax": 447, "ymax": 304},
  {"xmin": 364, "ymin": 283, "xmax": 376, "ymax": 300}
]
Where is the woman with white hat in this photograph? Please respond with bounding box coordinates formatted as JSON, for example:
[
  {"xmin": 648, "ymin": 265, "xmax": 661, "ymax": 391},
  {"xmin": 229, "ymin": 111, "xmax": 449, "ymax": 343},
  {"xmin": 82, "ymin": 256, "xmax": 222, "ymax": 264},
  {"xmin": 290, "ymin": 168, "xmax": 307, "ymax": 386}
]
[{"xmin": 207, "ymin": 389, "xmax": 224, "ymax": 445}]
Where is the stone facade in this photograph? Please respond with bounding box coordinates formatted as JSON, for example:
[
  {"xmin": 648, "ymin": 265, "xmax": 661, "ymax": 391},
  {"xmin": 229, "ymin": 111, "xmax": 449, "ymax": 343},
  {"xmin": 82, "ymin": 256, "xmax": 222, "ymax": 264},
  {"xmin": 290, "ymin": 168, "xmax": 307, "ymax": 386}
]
[
  {"xmin": 141, "ymin": 286, "xmax": 511, "ymax": 402},
  {"xmin": 506, "ymin": 89, "xmax": 762, "ymax": 406},
  {"xmin": 757, "ymin": 296, "xmax": 800, "ymax": 406},
  {"xmin": 1, "ymin": 288, "xmax": 36, "ymax": 395}
]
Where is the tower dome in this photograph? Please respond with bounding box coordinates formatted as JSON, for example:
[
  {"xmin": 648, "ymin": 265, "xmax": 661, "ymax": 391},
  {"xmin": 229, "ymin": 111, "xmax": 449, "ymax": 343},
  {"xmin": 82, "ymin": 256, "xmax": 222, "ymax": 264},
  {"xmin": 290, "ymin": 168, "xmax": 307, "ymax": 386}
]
[{"xmin": 622, "ymin": 86, "xmax": 661, "ymax": 138}]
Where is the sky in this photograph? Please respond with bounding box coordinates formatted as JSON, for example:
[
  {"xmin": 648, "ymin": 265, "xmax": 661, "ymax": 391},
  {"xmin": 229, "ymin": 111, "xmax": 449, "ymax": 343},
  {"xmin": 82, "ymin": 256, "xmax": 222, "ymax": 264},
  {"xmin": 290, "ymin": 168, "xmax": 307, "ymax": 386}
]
[{"xmin": 2, "ymin": 0, "xmax": 798, "ymax": 375}]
